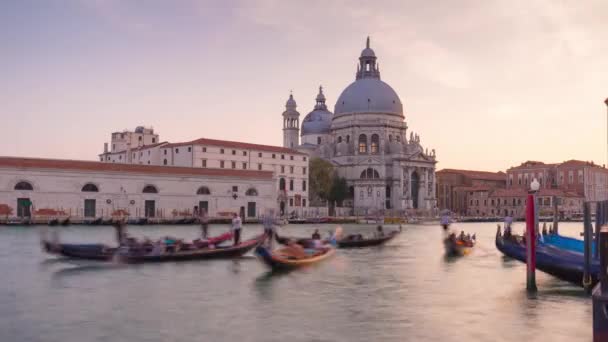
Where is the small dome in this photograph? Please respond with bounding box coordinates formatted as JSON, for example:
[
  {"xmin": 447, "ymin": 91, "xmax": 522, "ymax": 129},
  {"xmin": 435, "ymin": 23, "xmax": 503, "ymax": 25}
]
[
  {"xmin": 301, "ymin": 109, "xmax": 332, "ymax": 135},
  {"xmin": 334, "ymin": 78, "xmax": 403, "ymax": 117},
  {"xmin": 286, "ymin": 94, "xmax": 297, "ymax": 108},
  {"xmin": 360, "ymin": 47, "xmax": 375, "ymax": 58}
]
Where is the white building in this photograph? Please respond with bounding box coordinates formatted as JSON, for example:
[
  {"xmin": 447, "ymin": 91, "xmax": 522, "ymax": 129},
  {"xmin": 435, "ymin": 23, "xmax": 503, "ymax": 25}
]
[
  {"xmin": 100, "ymin": 134, "xmax": 309, "ymax": 217},
  {"xmin": 0, "ymin": 157, "xmax": 275, "ymax": 221},
  {"xmin": 284, "ymin": 38, "xmax": 437, "ymax": 214}
]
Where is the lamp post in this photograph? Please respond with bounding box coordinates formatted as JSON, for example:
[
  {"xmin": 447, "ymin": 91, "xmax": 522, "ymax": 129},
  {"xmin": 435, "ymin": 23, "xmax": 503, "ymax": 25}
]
[{"xmin": 527, "ymin": 178, "xmax": 540, "ymax": 292}]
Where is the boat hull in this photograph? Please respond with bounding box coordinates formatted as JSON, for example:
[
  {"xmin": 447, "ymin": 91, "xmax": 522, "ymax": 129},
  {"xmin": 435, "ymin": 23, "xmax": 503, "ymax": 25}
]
[
  {"xmin": 337, "ymin": 231, "xmax": 400, "ymax": 248},
  {"xmin": 255, "ymin": 245, "xmax": 335, "ymax": 271}
]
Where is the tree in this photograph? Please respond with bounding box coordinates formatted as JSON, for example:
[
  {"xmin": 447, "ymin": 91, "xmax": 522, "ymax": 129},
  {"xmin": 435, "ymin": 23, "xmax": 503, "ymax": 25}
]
[
  {"xmin": 328, "ymin": 175, "xmax": 349, "ymax": 207},
  {"xmin": 309, "ymin": 157, "xmax": 335, "ymax": 206}
]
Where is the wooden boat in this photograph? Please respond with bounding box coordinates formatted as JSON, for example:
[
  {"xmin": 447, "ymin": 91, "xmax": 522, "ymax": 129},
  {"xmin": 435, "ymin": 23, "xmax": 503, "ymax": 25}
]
[
  {"xmin": 337, "ymin": 230, "xmax": 400, "ymax": 248},
  {"xmin": 254, "ymin": 245, "xmax": 335, "ymax": 271},
  {"xmin": 444, "ymin": 234, "xmax": 475, "ymax": 256},
  {"xmin": 42, "ymin": 232, "xmax": 264, "ymax": 263},
  {"xmin": 274, "ymin": 232, "xmax": 315, "ymax": 248},
  {"xmin": 495, "ymin": 227, "xmax": 600, "ymax": 287}
]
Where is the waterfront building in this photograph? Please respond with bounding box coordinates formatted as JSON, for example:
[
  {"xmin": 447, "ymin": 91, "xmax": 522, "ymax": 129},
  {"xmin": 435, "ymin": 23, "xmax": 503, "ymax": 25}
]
[
  {"xmin": 284, "ymin": 38, "xmax": 438, "ymax": 214},
  {"xmin": 0, "ymin": 157, "xmax": 275, "ymax": 221},
  {"xmin": 507, "ymin": 160, "xmax": 608, "ymax": 203},
  {"xmin": 100, "ymin": 132, "xmax": 308, "ymax": 217},
  {"xmin": 435, "ymin": 169, "xmax": 506, "ymax": 215}
]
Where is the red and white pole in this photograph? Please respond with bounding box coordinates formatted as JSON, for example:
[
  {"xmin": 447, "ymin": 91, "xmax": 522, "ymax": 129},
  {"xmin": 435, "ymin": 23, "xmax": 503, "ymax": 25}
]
[{"xmin": 526, "ymin": 193, "xmax": 537, "ymax": 292}]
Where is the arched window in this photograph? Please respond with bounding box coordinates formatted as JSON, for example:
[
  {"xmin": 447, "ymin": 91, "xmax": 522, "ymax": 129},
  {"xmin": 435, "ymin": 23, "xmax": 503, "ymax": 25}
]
[
  {"xmin": 81, "ymin": 183, "xmax": 99, "ymax": 192},
  {"xmin": 337, "ymin": 136, "xmax": 342, "ymax": 143},
  {"xmin": 358, "ymin": 134, "xmax": 367, "ymax": 153},
  {"xmin": 142, "ymin": 185, "xmax": 158, "ymax": 193},
  {"xmin": 196, "ymin": 186, "xmax": 211, "ymax": 195},
  {"xmin": 14, "ymin": 181, "xmax": 33, "ymax": 191},
  {"xmin": 245, "ymin": 188, "xmax": 258, "ymax": 196},
  {"xmin": 317, "ymin": 137, "xmax": 322, "ymax": 145},
  {"xmin": 371, "ymin": 134, "xmax": 379, "ymax": 154},
  {"xmin": 279, "ymin": 178, "xmax": 286, "ymax": 191},
  {"xmin": 360, "ymin": 168, "xmax": 380, "ymax": 179}
]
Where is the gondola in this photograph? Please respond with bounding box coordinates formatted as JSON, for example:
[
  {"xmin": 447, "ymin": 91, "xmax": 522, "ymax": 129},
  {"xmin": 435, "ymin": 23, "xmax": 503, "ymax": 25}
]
[
  {"xmin": 444, "ymin": 236, "xmax": 475, "ymax": 256},
  {"xmin": 495, "ymin": 227, "xmax": 600, "ymax": 287},
  {"xmin": 60, "ymin": 218, "xmax": 71, "ymax": 226},
  {"xmin": 42, "ymin": 232, "xmax": 264, "ymax": 263},
  {"xmin": 254, "ymin": 245, "xmax": 335, "ymax": 271},
  {"xmin": 274, "ymin": 232, "xmax": 315, "ymax": 248},
  {"xmin": 337, "ymin": 230, "xmax": 400, "ymax": 248},
  {"xmin": 48, "ymin": 219, "xmax": 59, "ymax": 226}
]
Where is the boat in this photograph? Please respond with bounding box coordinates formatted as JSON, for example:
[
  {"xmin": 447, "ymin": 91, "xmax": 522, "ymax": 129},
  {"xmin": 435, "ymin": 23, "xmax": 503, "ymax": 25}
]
[
  {"xmin": 444, "ymin": 233, "xmax": 475, "ymax": 256},
  {"xmin": 254, "ymin": 245, "xmax": 335, "ymax": 271},
  {"xmin": 541, "ymin": 233, "xmax": 595, "ymax": 254},
  {"xmin": 495, "ymin": 227, "xmax": 600, "ymax": 287},
  {"xmin": 60, "ymin": 217, "xmax": 71, "ymax": 226},
  {"xmin": 42, "ymin": 232, "xmax": 264, "ymax": 263},
  {"xmin": 336, "ymin": 230, "xmax": 400, "ymax": 248},
  {"xmin": 118, "ymin": 234, "xmax": 265, "ymax": 263},
  {"xmin": 48, "ymin": 218, "xmax": 59, "ymax": 226},
  {"xmin": 287, "ymin": 218, "xmax": 307, "ymax": 224}
]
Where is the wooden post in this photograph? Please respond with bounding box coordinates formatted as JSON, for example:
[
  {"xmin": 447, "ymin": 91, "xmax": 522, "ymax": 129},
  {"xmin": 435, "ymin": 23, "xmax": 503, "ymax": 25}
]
[
  {"xmin": 526, "ymin": 193, "xmax": 537, "ymax": 292},
  {"xmin": 595, "ymin": 202, "xmax": 603, "ymax": 260},
  {"xmin": 592, "ymin": 226, "xmax": 608, "ymax": 341},
  {"xmin": 584, "ymin": 202, "xmax": 593, "ymax": 293},
  {"xmin": 552, "ymin": 195, "xmax": 559, "ymax": 234}
]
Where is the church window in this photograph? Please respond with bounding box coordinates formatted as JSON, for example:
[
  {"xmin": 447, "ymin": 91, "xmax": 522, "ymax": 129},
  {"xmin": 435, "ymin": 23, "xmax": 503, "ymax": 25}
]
[
  {"xmin": 371, "ymin": 134, "xmax": 379, "ymax": 154},
  {"xmin": 360, "ymin": 168, "xmax": 380, "ymax": 179},
  {"xmin": 338, "ymin": 136, "xmax": 342, "ymax": 143},
  {"xmin": 317, "ymin": 137, "xmax": 321, "ymax": 145},
  {"xmin": 358, "ymin": 134, "xmax": 367, "ymax": 153},
  {"xmin": 15, "ymin": 181, "xmax": 33, "ymax": 191}
]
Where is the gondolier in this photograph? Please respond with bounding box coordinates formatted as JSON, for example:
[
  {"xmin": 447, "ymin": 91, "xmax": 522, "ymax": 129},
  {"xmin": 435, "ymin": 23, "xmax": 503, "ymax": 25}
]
[
  {"xmin": 232, "ymin": 213, "xmax": 242, "ymax": 246},
  {"xmin": 262, "ymin": 209, "xmax": 275, "ymax": 247}
]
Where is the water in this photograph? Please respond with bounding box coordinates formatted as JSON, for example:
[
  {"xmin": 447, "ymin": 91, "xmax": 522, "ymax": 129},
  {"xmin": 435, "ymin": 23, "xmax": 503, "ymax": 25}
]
[{"xmin": 0, "ymin": 222, "xmax": 592, "ymax": 341}]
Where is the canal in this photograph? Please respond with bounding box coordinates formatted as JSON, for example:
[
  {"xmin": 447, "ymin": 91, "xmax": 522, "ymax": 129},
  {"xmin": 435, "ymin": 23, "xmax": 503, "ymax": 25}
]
[{"xmin": 0, "ymin": 222, "xmax": 592, "ymax": 341}]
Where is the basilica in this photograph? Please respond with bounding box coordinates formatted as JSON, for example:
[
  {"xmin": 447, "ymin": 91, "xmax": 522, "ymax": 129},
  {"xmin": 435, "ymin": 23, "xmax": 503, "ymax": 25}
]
[{"xmin": 282, "ymin": 38, "xmax": 437, "ymax": 214}]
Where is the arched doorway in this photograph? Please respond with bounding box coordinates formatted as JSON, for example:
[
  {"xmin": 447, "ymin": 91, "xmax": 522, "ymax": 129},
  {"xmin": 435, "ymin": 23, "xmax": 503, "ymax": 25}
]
[{"xmin": 411, "ymin": 171, "xmax": 420, "ymax": 209}]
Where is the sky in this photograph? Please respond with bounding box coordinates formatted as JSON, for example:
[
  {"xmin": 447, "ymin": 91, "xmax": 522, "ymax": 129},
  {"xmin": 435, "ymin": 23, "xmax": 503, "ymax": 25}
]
[{"xmin": 1, "ymin": 0, "xmax": 608, "ymax": 172}]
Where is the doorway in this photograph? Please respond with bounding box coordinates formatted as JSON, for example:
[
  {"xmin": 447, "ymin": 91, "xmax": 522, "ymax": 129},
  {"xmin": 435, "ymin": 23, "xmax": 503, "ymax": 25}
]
[
  {"xmin": 247, "ymin": 202, "xmax": 256, "ymax": 218},
  {"xmin": 411, "ymin": 172, "xmax": 420, "ymax": 209},
  {"xmin": 17, "ymin": 198, "xmax": 31, "ymax": 218},
  {"xmin": 84, "ymin": 199, "xmax": 96, "ymax": 217},
  {"xmin": 145, "ymin": 200, "xmax": 156, "ymax": 218}
]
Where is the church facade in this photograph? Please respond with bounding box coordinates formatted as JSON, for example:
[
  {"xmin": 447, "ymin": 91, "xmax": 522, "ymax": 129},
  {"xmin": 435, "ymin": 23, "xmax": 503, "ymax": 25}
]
[{"xmin": 282, "ymin": 38, "xmax": 437, "ymax": 214}]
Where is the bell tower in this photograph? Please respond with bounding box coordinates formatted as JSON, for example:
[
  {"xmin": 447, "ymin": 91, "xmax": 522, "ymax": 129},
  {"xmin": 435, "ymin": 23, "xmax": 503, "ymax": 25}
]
[
  {"xmin": 356, "ymin": 36, "xmax": 380, "ymax": 80},
  {"xmin": 282, "ymin": 92, "xmax": 300, "ymax": 148}
]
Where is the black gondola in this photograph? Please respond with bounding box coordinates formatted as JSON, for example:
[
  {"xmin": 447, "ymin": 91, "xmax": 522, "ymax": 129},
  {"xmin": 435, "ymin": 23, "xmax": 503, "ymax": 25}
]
[
  {"xmin": 336, "ymin": 230, "xmax": 400, "ymax": 248},
  {"xmin": 60, "ymin": 218, "xmax": 71, "ymax": 226},
  {"xmin": 495, "ymin": 226, "xmax": 600, "ymax": 287},
  {"xmin": 48, "ymin": 219, "xmax": 59, "ymax": 226},
  {"xmin": 42, "ymin": 233, "xmax": 266, "ymax": 263}
]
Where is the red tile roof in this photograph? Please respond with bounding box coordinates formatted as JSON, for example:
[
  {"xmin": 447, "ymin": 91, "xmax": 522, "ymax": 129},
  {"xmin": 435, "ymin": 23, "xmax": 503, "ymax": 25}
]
[
  {"xmin": 0, "ymin": 157, "xmax": 273, "ymax": 179},
  {"xmin": 437, "ymin": 169, "xmax": 506, "ymax": 181},
  {"xmin": 164, "ymin": 137, "xmax": 306, "ymax": 155}
]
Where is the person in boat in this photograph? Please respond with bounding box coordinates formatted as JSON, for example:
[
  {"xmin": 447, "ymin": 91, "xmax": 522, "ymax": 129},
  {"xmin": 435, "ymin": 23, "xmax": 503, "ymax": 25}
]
[
  {"xmin": 376, "ymin": 225, "xmax": 385, "ymax": 237},
  {"xmin": 440, "ymin": 214, "xmax": 451, "ymax": 230},
  {"xmin": 459, "ymin": 230, "xmax": 466, "ymax": 241},
  {"xmin": 312, "ymin": 229, "xmax": 321, "ymax": 240},
  {"xmin": 232, "ymin": 212, "xmax": 242, "ymax": 246},
  {"xmin": 262, "ymin": 209, "xmax": 275, "ymax": 247},
  {"xmin": 200, "ymin": 209, "xmax": 209, "ymax": 239},
  {"xmin": 472, "ymin": 233, "xmax": 476, "ymax": 240},
  {"xmin": 283, "ymin": 240, "xmax": 308, "ymax": 259},
  {"xmin": 113, "ymin": 220, "xmax": 127, "ymax": 246}
]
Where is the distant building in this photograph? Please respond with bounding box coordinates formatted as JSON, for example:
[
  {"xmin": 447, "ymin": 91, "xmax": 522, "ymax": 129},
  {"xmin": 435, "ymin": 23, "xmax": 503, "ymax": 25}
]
[
  {"xmin": 436, "ymin": 169, "xmax": 506, "ymax": 215},
  {"xmin": 0, "ymin": 157, "xmax": 275, "ymax": 221},
  {"xmin": 100, "ymin": 130, "xmax": 308, "ymax": 217},
  {"xmin": 507, "ymin": 160, "xmax": 608, "ymax": 203}
]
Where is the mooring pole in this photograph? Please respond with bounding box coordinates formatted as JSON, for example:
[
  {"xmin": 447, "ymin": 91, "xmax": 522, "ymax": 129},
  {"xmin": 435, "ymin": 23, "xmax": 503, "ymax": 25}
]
[
  {"xmin": 552, "ymin": 195, "xmax": 559, "ymax": 234},
  {"xmin": 584, "ymin": 202, "xmax": 593, "ymax": 292},
  {"xmin": 595, "ymin": 202, "xmax": 603, "ymax": 260},
  {"xmin": 592, "ymin": 226, "xmax": 608, "ymax": 341},
  {"xmin": 526, "ymin": 193, "xmax": 537, "ymax": 292}
]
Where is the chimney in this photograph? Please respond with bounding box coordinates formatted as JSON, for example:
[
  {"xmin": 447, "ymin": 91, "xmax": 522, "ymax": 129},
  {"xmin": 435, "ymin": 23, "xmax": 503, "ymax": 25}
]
[{"xmin": 104, "ymin": 143, "xmax": 108, "ymax": 153}]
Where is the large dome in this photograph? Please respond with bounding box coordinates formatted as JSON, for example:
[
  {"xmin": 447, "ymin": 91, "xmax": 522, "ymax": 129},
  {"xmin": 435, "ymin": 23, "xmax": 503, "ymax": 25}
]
[{"xmin": 334, "ymin": 78, "xmax": 403, "ymax": 117}]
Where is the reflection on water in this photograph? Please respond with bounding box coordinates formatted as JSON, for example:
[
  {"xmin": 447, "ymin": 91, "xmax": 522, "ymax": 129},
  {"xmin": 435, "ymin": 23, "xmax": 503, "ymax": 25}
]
[{"xmin": 0, "ymin": 222, "xmax": 593, "ymax": 341}]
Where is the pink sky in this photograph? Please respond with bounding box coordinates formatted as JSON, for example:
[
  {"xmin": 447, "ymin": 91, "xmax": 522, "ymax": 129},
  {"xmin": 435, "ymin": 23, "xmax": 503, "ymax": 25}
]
[{"xmin": 1, "ymin": 0, "xmax": 608, "ymax": 172}]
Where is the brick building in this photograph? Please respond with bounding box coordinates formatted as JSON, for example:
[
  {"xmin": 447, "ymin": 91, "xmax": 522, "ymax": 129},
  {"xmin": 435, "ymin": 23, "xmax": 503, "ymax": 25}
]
[{"xmin": 436, "ymin": 169, "xmax": 506, "ymax": 215}]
